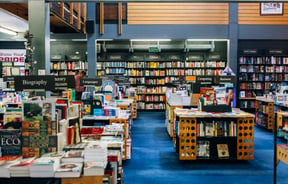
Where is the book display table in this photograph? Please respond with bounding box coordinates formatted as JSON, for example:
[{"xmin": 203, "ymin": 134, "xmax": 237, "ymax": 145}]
[
  {"xmin": 255, "ymin": 97, "xmax": 274, "ymax": 131},
  {"xmin": 174, "ymin": 109, "xmax": 255, "ymax": 160}
]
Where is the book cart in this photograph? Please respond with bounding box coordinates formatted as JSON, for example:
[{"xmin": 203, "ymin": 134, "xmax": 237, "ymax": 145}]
[
  {"xmin": 255, "ymin": 97, "xmax": 274, "ymax": 131},
  {"xmin": 174, "ymin": 109, "xmax": 255, "ymax": 160}
]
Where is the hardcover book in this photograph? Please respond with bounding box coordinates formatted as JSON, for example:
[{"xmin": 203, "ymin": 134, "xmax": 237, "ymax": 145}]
[
  {"xmin": 22, "ymin": 121, "xmax": 57, "ymax": 158},
  {"xmin": 61, "ymin": 150, "xmax": 84, "ymax": 163},
  {"xmin": 217, "ymin": 144, "xmax": 229, "ymax": 158},
  {"xmin": 55, "ymin": 163, "xmax": 83, "ymax": 178},
  {"xmin": 0, "ymin": 129, "xmax": 22, "ymax": 155}
]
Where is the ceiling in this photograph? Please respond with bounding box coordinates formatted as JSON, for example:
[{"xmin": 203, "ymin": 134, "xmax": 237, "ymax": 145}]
[
  {"xmin": 0, "ymin": 8, "xmax": 28, "ymax": 33},
  {"xmin": 0, "ymin": 3, "xmax": 81, "ymax": 35}
]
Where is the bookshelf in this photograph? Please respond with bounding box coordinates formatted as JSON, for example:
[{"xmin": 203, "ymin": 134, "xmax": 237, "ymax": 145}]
[
  {"xmin": 174, "ymin": 109, "xmax": 255, "ymax": 160},
  {"xmin": 50, "ymin": 55, "xmax": 88, "ymax": 76},
  {"xmin": 97, "ymin": 54, "xmax": 227, "ymax": 111},
  {"xmin": 255, "ymin": 97, "xmax": 274, "ymax": 131},
  {"xmin": 238, "ymin": 41, "xmax": 288, "ymax": 113}
]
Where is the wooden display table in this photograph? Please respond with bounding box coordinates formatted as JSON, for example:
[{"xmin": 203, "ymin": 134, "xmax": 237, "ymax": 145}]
[
  {"xmin": 174, "ymin": 109, "xmax": 255, "ymax": 160},
  {"xmin": 255, "ymin": 97, "xmax": 274, "ymax": 131},
  {"xmin": 62, "ymin": 176, "xmax": 103, "ymax": 184}
]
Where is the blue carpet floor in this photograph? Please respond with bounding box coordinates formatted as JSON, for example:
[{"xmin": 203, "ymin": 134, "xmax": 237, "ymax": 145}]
[{"xmin": 123, "ymin": 112, "xmax": 288, "ymax": 184}]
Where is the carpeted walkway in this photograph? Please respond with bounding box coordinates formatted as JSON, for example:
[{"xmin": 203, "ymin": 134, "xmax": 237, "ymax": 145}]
[{"xmin": 123, "ymin": 112, "xmax": 288, "ymax": 184}]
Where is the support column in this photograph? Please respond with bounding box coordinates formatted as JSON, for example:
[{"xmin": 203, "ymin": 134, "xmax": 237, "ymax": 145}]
[
  {"xmin": 228, "ymin": 3, "xmax": 238, "ymax": 76},
  {"xmin": 87, "ymin": 2, "xmax": 97, "ymax": 78},
  {"xmin": 28, "ymin": 0, "xmax": 50, "ymax": 75},
  {"xmin": 229, "ymin": 3, "xmax": 238, "ymax": 107}
]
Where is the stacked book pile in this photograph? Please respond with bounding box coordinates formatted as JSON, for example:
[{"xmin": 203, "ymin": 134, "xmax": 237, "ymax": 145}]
[
  {"xmin": 30, "ymin": 157, "xmax": 60, "ymax": 177},
  {"xmin": 0, "ymin": 156, "xmax": 22, "ymax": 178},
  {"xmin": 83, "ymin": 143, "xmax": 107, "ymax": 176},
  {"xmin": 9, "ymin": 157, "xmax": 35, "ymax": 177}
]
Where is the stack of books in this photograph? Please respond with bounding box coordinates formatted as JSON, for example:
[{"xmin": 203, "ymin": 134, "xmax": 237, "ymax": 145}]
[
  {"xmin": 30, "ymin": 157, "xmax": 60, "ymax": 177},
  {"xmin": 9, "ymin": 157, "xmax": 35, "ymax": 177},
  {"xmin": 0, "ymin": 155, "xmax": 22, "ymax": 178},
  {"xmin": 83, "ymin": 143, "xmax": 107, "ymax": 176}
]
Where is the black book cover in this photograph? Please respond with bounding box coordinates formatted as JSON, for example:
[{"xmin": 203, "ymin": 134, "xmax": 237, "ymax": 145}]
[{"xmin": 0, "ymin": 129, "xmax": 21, "ymax": 155}]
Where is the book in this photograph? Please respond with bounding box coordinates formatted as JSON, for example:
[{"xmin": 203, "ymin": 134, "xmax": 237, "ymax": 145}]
[
  {"xmin": 217, "ymin": 144, "xmax": 229, "ymax": 158},
  {"xmin": 30, "ymin": 157, "xmax": 60, "ymax": 177},
  {"xmin": 9, "ymin": 157, "xmax": 35, "ymax": 177},
  {"xmin": 41, "ymin": 151, "xmax": 65, "ymax": 159},
  {"xmin": 205, "ymin": 122, "xmax": 214, "ymax": 137},
  {"xmin": 22, "ymin": 121, "xmax": 57, "ymax": 158},
  {"xmin": 197, "ymin": 141, "xmax": 210, "ymax": 158},
  {"xmin": 54, "ymin": 163, "xmax": 83, "ymax": 178},
  {"xmin": 61, "ymin": 150, "xmax": 84, "ymax": 163},
  {"xmin": 0, "ymin": 156, "xmax": 22, "ymax": 178},
  {"xmin": 83, "ymin": 161, "xmax": 107, "ymax": 176},
  {"xmin": 0, "ymin": 129, "xmax": 22, "ymax": 156}
]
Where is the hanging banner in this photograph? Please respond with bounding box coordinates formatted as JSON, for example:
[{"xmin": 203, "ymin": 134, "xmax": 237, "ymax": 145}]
[{"xmin": 0, "ymin": 49, "xmax": 26, "ymax": 66}]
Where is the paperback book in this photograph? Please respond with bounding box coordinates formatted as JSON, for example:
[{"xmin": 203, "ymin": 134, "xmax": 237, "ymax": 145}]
[{"xmin": 54, "ymin": 163, "xmax": 83, "ymax": 178}]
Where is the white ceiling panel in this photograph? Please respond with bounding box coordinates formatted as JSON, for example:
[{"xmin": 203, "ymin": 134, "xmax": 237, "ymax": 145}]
[{"xmin": 0, "ymin": 8, "xmax": 28, "ymax": 33}]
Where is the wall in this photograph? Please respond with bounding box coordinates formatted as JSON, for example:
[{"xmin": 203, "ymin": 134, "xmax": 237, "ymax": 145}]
[{"xmin": 127, "ymin": 3, "xmax": 229, "ymax": 25}]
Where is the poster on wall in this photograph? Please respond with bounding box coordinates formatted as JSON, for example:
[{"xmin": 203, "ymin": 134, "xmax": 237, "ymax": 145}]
[
  {"xmin": 260, "ymin": 2, "xmax": 283, "ymax": 15},
  {"xmin": 0, "ymin": 49, "xmax": 26, "ymax": 66}
]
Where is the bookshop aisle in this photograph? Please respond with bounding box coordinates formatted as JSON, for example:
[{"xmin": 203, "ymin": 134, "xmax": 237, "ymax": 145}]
[{"xmin": 123, "ymin": 112, "xmax": 288, "ymax": 184}]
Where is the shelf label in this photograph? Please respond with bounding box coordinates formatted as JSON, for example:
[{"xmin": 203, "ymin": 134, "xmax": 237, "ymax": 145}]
[
  {"xmin": 196, "ymin": 76, "xmax": 214, "ymax": 85},
  {"xmin": 215, "ymin": 76, "xmax": 235, "ymax": 85},
  {"xmin": 80, "ymin": 78, "xmax": 102, "ymax": 86},
  {"xmin": 149, "ymin": 47, "xmax": 159, "ymax": 53},
  {"xmin": 68, "ymin": 55, "xmax": 81, "ymax": 60},
  {"xmin": 168, "ymin": 55, "xmax": 181, "ymax": 60},
  {"xmin": 3, "ymin": 76, "xmax": 15, "ymax": 82},
  {"xmin": 208, "ymin": 55, "xmax": 221, "ymax": 60},
  {"xmin": 54, "ymin": 76, "xmax": 75, "ymax": 91},
  {"xmin": 187, "ymin": 55, "xmax": 202, "ymax": 60},
  {"xmin": 186, "ymin": 76, "xmax": 196, "ymax": 82},
  {"xmin": 243, "ymin": 49, "xmax": 257, "ymax": 54},
  {"xmin": 51, "ymin": 55, "xmax": 62, "ymax": 60},
  {"xmin": 129, "ymin": 55, "xmax": 143, "ymax": 60},
  {"xmin": 109, "ymin": 55, "xmax": 122, "ymax": 60},
  {"xmin": 14, "ymin": 76, "xmax": 55, "ymax": 91},
  {"xmin": 268, "ymin": 50, "xmax": 283, "ymax": 55},
  {"xmin": 148, "ymin": 55, "xmax": 160, "ymax": 60}
]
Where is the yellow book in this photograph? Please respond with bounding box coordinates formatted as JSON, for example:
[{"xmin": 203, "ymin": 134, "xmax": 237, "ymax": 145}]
[
  {"xmin": 229, "ymin": 123, "xmax": 231, "ymax": 136},
  {"xmin": 215, "ymin": 122, "xmax": 217, "ymax": 137}
]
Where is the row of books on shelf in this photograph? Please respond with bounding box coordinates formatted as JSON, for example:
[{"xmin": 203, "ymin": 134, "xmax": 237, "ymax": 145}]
[
  {"xmin": 185, "ymin": 69, "xmax": 223, "ymax": 76},
  {"xmin": 137, "ymin": 95, "xmax": 165, "ymax": 102},
  {"xmin": 105, "ymin": 61, "xmax": 126, "ymax": 67},
  {"xmin": 239, "ymin": 90, "xmax": 263, "ymax": 98},
  {"xmin": 105, "ymin": 68, "xmax": 125, "ymax": 74},
  {"xmin": 185, "ymin": 61, "xmax": 226, "ymax": 68},
  {"xmin": 2, "ymin": 67, "xmax": 25, "ymax": 76},
  {"xmin": 106, "ymin": 61, "xmax": 226, "ymax": 69},
  {"xmin": 194, "ymin": 141, "xmax": 229, "ymax": 158},
  {"xmin": 240, "ymin": 82, "xmax": 281, "ymax": 90},
  {"xmin": 137, "ymin": 102, "xmax": 165, "ymax": 110},
  {"xmin": 146, "ymin": 79, "xmax": 165, "ymax": 85},
  {"xmin": 137, "ymin": 86, "xmax": 168, "ymax": 93},
  {"xmin": 257, "ymin": 104, "xmax": 269, "ymax": 114},
  {"xmin": 239, "ymin": 65, "xmax": 288, "ymax": 73},
  {"xmin": 51, "ymin": 71, "xmax": 77, "ymax": 76},
  {"xmin": 51, "ymin": 61, "xmax": 87, "ymax": 70},
  {"xmin": 239, "ymin": 56, "xmax": 288, "ymax": 65},
  {"xmin": 256, "ymin": 114, "xmax": 269, "ymax": 128},
  {"xmin": 239, "ymin": 73, "xmax": 264, "ymax": 81},
  {"xmin": 180, "ymin": 121, "xmax": 237, "ymax": 137}
]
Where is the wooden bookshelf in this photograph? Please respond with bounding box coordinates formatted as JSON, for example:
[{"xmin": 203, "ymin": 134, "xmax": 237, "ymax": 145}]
[
  {"xmin": 174, "ymin": 109, "xmax": 255, "ymax": 160},
  {"xmin": 255, "ymin": 97, "xmax": 274, "ymax": 131}
]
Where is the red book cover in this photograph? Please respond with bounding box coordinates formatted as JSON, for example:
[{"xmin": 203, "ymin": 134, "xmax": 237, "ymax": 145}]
[{"xmin": 68, "ymin": 126, "xmax": 75, "ymax": 145}]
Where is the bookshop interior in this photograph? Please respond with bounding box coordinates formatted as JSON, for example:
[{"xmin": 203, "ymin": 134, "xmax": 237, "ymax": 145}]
[{"xmin": 1, "ymin": 1, "xmax": 288, "ymax": 184}]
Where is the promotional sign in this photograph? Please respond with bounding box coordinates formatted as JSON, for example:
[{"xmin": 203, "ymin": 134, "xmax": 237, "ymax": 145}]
[
  {"xmin": 0, "ymin": 49, "xmax": 26, "ymax": 66},
  {"xmin": 14, "ymin": 76, "xmax": 55, "ymax": 91},
  {"xmin": 80, "ymin": 78, "xmax": 102, "ymax": 86}
]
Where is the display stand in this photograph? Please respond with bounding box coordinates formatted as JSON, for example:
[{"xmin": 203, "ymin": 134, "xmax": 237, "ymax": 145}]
[
  {"xmin": 174, "ymin": 109, "xmax": 254, "ymax": 160},
  {"xmin": 255, "ymin": 97, "xmax": 274, "ymax": 131},
  {"xmin": 62, "ymin": 176, "xmax": 103, "ymax": 184}
]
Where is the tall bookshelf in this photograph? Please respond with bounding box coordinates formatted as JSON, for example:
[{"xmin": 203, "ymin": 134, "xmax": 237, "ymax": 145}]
[
  {"xmin": 97, "ymin": 54, "xmax": 227, "ymax": 111},
  {"xmin": 238, "ymin": 41, "xmax": 288, "ymax": 113},
  {"xmin": 50, "ymin": 55, "xmax": 88, "ymax": 76}
]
